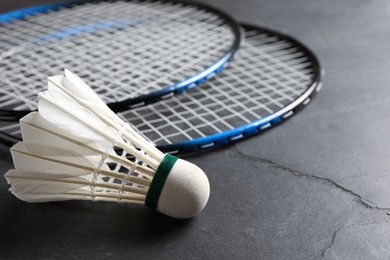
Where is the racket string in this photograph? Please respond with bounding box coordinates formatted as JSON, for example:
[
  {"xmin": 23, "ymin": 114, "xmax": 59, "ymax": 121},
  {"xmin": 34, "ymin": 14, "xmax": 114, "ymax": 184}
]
[
  {"xmin": 0, "ymin": 22, "xmax": 319, "ymax": 153},
  {"xmin": 0, "ymin": 0, "xmax": 237, "ymax": 110},
  {"xmin": 119, "ymin": 29, "xmax": 317, "ymax": 145}
]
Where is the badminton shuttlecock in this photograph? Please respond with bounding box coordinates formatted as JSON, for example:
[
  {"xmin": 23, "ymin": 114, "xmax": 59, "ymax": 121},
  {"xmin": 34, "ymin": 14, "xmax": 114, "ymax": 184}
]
[{"xmin": 4, "ymin": 69, "xmax": 210, "ymax": 219}]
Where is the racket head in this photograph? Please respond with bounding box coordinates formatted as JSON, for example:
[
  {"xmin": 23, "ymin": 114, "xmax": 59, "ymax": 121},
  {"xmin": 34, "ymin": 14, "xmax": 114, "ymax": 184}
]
[
  {"xmin": 120, "ymin": 24, "xmax": 322, "ymax": 154},
  {"xmin": 0, "ymin": 24, "xmax": 322, "ymax": 155},
  {"xmin": 0, "ymin": 0, "xmax": 241, "ymax": 120}
]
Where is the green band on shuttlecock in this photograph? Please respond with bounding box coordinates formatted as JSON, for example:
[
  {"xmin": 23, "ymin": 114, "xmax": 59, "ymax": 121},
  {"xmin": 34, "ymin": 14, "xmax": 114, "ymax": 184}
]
[{"xmin": 145, "ymin": 154, "xmax": 178, "ymax": 209}]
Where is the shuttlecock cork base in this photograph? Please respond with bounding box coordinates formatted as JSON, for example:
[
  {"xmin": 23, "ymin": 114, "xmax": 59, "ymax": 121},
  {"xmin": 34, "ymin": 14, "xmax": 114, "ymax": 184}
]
[
  {"xmin": 146, "ymin": 154, "xmax": 210, "ymax": 219},
  {"xmin": 5, "ymin": 69, "xmax": 210, "ymax": 219}
]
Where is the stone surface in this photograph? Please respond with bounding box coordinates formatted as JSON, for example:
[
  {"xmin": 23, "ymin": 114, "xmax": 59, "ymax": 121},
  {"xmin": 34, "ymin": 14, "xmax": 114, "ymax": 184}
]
[{"xmin": 1, "ymin": 0, "xmax": 390, "ymax": 259}]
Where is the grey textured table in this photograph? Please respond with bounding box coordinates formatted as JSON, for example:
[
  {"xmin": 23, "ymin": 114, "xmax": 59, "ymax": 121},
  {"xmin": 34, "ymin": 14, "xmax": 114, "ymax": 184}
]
[{"xmin": 1, "ymin": 0, "xmax": 390, "ymax": 259}]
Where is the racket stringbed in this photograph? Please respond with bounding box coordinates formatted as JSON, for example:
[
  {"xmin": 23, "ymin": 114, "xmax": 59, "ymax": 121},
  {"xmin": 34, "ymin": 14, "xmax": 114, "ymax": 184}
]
[
  {"xmin": 118, "ymin": 25, "xmax": 322, "ymax": 154},
  {"xmin": 0, "ymin": 0, "xmax": 241, "ymax": 120},
  {"xmin": 0, "ymin": 25, "xmax": 321, "ymax": 154}
]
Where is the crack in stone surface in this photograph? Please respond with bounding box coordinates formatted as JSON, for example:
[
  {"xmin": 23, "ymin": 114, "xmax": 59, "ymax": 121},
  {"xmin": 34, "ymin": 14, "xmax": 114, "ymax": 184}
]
[
  {"xmin": 232, "ymin": 146, "xmax": 390, "ymax": 211},
  {"xmin": 232, "ymin": 145, "xmax": 390, "ymax": 258},
  {"xmin": 322, "ymin": 220, "xmax": 390, "ymax": 257},
  {"xmin": 322, "ymin": 226, "xmax": 342, "ymax": 258}
]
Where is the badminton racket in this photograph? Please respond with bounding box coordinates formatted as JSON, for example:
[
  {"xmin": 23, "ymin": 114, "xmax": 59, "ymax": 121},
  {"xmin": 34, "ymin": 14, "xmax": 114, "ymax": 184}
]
[
  {"xmin": 121, "ymin": 24, "xmax": 322, "ymax": 154},
  {"xmin": 0, "ymin": 0, "xmax": 241, "ymax": 121}
]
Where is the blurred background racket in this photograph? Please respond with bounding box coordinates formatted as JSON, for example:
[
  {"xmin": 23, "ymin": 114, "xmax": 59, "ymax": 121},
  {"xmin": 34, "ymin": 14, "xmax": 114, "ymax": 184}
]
[
  {"xmin": 0, "ymin": 25, "xmax": 322, "ymax": 154},
  {"xmin": 0, "ymin": 0, "xmax": 241, "ymax": 121}
]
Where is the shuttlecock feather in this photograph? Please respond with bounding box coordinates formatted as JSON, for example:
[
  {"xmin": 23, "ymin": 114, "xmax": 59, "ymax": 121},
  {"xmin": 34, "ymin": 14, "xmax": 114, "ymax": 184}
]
[{"xmin": 5, "ymin": 70, "xmax": 210, "ymax": 219}]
